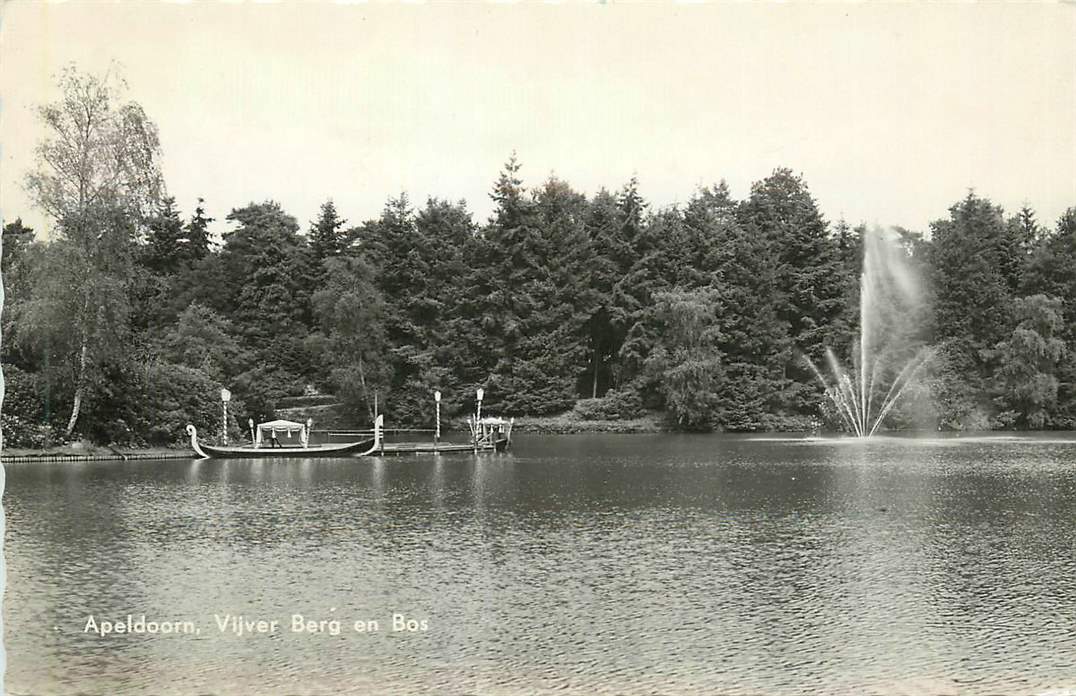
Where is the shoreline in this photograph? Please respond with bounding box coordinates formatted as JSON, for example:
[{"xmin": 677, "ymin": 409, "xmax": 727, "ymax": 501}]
[
  {"xmin": 0, "ymin": 416, "xmax": 666, "ymax": 461},
  {"xmin": 4, "ymin": 420, "xmax": 1074, "ymax": 462},
  {"xmin": 509, "ymin": 412, "xmax": 669, "ymax": 434},
  {"xmin": 1, "ymin": 444, "xmax": 195, "ymax": 464}
]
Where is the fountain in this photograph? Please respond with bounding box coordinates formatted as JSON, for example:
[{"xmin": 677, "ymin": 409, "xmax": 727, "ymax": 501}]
[{"xmin": 807, "ymin": 228, "xmax": 933, "ymax": 437}]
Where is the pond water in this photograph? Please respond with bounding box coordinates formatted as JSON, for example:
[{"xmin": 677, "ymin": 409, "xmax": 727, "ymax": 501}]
[{"xmin": 4, "ymin": 433, "xmax": 1076, "ymax": 695}]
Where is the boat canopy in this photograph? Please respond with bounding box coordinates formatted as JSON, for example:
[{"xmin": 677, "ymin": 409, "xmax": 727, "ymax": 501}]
[
  {"xmin": 254, "ymin": 418, "xmax": 310, "ymax": 447},
  {"xmin": 258, "ymin": 419, "xmax": 305, "ymax": 433}
]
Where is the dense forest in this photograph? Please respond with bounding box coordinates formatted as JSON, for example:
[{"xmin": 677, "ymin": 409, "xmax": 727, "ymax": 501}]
[{"xmin": 3, "ymin": 68, "xmax": 1075, "ymax": 447}]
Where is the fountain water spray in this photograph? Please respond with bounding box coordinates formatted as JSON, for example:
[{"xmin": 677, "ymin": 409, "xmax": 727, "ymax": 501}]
[{"xmin": 806, "ymin": 228, "xmax": 932, "ymax": 437}]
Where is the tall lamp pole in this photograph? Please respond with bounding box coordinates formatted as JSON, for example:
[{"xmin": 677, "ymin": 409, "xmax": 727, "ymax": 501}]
[
  {"xmin": 220, "ymin": 388, "xmax": 232, "ymax": 445},
  {"xmin": 434, "ymin": 390, "xmax": 441, "ymax": 444},
  {"xmin": 476, "ymin": 388, "xmax": 484, "ymax": 423}
]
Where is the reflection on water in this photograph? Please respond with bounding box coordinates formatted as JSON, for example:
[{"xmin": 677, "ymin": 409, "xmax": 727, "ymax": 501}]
[{"xmin": 5, "ymin": 434, "xmax": 1076, "ymax": 695}]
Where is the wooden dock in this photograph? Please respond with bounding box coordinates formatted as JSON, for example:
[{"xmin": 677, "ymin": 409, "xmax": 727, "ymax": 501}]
[
  {"xmin": 374, "ymin": 441, "xmax": 494, "ymax": 456},
  {"xmin": 314, "ymin": 428, "xmax": 501, "ymax": 456}
]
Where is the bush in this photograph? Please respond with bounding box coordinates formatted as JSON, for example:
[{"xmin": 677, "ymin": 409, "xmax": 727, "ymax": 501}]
[
  {"xmin": 79, "ymin": 359, "xmax": 240, "ymax": 446},
  {"xmin": 572, "ymin": 389, "xmax": 645, "ymax": 421},
  {"xmin": 1, "ymin": 364, "xmax": 66, "ymax": 447},
  {"xmin": 141, "ymin": 361, "xmax": 243, "ymax": 446},
  {"xmin": 1, "ymin": 412, "xmax": 59, "ymax": 449},
  {"xmin": 2, "ymin": 363, "xmax": 48, "ymax": 422}
]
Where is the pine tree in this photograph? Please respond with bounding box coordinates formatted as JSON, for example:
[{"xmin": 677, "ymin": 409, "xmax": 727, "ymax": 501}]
[
  {"xmin": 468, "ymin": 157, "xmax": 581, "ymax": 414},
  {"xmin": 309, "ymin": 199, "xmax": 348, "ymax": 267},
  {"xmin": 359, "ymin": 193, "xmax": 467, "ymax": 422},
  {"xmin": 185, "ymin": 198, "xmax": 214, "ymax": 261},
  {"xmin": 143, "ymin": 196, "xmax": 187, "ymax": 273},
  {"xmin": 610, "ymin": 177, "xmax": 660, "ymax": 388},
  {"xmin": 926, "ymin": 192, "xmax": 1021, "ymax": 426},
  {"xmin": 2, "ymin": 218, "xmax": 34, "ymax": 276},
  {"xmin": 738, "ymin": 169, "xmax": 844, "ymax": 368},
  {"xmin": 710, "ymin": 204, "xmax": 791, "ymax": 429},
  {"xmin": 617, "ymin": 206, "xmax": 681, "ymax": 393},
  {"xmin": 534, "ymin": 177, "xmax": 597, "ymax": 401},
  {"xmin": 412, "ymin": 198, "xmax": 475, "ymax": 416},
  {"xmin": 681, "ymin": 182, "xmax": 736, "ymax": 286},
  {"xmin": 218, "ymin": 202, "xmax": 315, "ymax": 379},
  {"xmin": 2, "ymin": 218, "xmax": 36, "ymax": 326},
  {"xmin": 583, "ymin": 189, "xmax": 623, "ymax": 397}
]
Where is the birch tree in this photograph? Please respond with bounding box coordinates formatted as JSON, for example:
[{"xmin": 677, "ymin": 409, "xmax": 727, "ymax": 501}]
[{"xmin": 22, "ymin": 65, "xmax": 164, "ymax": 436}]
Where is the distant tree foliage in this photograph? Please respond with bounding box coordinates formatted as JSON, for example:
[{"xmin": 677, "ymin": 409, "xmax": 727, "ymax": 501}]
[{"xmin": 7, "ymin": 69, "xmax": 1076, "ymax": 440}]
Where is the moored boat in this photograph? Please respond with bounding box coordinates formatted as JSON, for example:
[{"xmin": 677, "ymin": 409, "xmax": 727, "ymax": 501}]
[
  {"xmin": 470, "ymin": 416, "xmax": 513, "ymax": 452},
  {"xmin": 187, "ymin": 415, "xmax": 382, "ymax": 459}
]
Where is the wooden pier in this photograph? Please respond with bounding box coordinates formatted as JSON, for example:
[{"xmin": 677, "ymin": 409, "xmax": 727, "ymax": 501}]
[
  {"xmin": 376, "ymin": 441, "xmax": 492, "ymax": 455},
  {"xmin": 314, "ymin": 425, "xmax": 510, "ymax": 456}
]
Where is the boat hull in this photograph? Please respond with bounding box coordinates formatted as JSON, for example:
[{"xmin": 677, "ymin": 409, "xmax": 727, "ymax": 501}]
[{"xmin": 198, "ymin": 439, "xmax": 374, "ymax": 459}]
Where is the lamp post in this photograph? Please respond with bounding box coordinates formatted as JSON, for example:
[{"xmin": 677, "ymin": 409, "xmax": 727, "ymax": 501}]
[
  {"xmin": 434, "ymin": 390, "xmax": 441, "ymax": 444},
  {"xmin": 248, "ymin": 418, "xmax": 255, "ymax": 446},
  {"xmin": 476, "ymin": 388, "xmax": 484, "ymax": 423},
  {"xmin": 220, "ymin": 388, "xmax": 232, "ymax": 445}
]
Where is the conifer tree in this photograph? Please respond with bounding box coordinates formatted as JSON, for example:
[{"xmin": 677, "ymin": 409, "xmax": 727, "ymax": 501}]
[
  {"xmin": 681, "ymin": 182, "xmax": 735, "ymax": 288},
  {"xmin": 143, "ymin": 196, "xmax": 187, "ymax": 274},
  {"xmin": 471, "ymin": 157, "xmax": 580, "ymax": 414},
  {"xmin": 219, "ymin": 201, "xmax": 315, "ymax": 363},
  {"xmin": 583, "ymin": 189, "xmax": 623, "ymax": 397},
  {"xmin": 185, "ymin": 198, "xmax": 214, "ymax": 261},
  {"xmin": 738, "ymin": 169, "xmax": 845, "ymax": 412},
  {"xmin": 610, "ymin": 177, "xmax": 659, "ymax": 388},
  {"xmin": 705, "ymin": 196, "xmax": 791, "ymax": 429},
  {"xmin": 360, "ymin": 193, "xmax": 455, "ymax": 421},
  {"xmin": 926, "ymin": 192, "xmax": 1022, "ymax": 426},
  {"xmin": 309, "ymin": 199, "xmax": 348, "ymax": 267}
]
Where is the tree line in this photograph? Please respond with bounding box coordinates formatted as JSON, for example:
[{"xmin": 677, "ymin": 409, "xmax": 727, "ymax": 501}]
[{"xmin": 2, "ymin": 67, "xmax": 1075, "ymax": 447}]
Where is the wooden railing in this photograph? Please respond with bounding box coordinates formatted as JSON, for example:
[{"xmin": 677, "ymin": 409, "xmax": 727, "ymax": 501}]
[{"xmin": 310, "ymin": 427, "xmax": 443, "ymax": 445}]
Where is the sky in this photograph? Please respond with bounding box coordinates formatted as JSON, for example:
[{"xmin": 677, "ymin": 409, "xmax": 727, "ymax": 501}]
[{"xmin": 2, "ymin": 2, "xmax": 1074, "ymax": 241}]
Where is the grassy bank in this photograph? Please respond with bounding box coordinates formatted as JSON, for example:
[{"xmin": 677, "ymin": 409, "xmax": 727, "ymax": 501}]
[{"xmin": 509, "ymin": 410, "xmax": 670, "ymax": 434}]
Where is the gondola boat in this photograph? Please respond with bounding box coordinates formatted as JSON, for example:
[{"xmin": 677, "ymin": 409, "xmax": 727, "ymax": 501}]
[{"xmin": 186, "ymin": 415, "xmax": 382, "ymax": 459}]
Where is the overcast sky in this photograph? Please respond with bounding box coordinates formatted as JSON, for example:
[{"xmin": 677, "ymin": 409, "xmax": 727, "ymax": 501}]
[{"xmin": 2, "ymin": 2, "xmax": 1074, "ymax": 241}]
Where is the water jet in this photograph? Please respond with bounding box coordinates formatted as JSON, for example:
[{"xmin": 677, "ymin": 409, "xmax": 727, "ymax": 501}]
[{"xmin": 807, "ymin": 228, "xmax": 932, "ymax": 437}]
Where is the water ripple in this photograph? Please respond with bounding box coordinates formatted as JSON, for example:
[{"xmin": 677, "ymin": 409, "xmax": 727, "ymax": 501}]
[{"xmin": 4, "ymin": 434, "xmax": 1076, "ymax": 694}]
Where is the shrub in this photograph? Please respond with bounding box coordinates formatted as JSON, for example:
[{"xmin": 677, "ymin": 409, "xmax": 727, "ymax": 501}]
[
  {"xmin": 572, "ymin": 389, "xmax": 645, "ymax": 421},
  {"xmin": 1, "ymin": 412, "xmax": 59, "ymax": 449},
  {"xmin": 2, "ymin": 363, "xmax": 47, "ymax": 422},
  {"xmin": 140, "ymin": 361, "xmax": 243, "ymax": 446}
]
